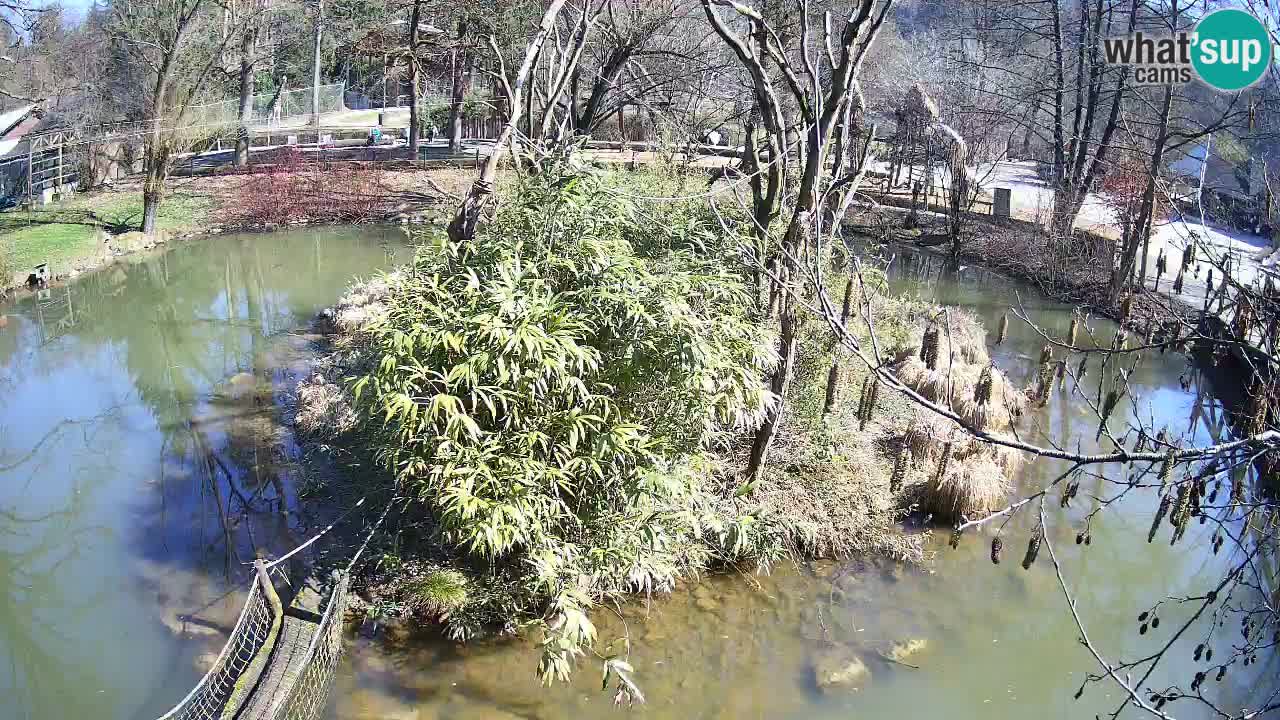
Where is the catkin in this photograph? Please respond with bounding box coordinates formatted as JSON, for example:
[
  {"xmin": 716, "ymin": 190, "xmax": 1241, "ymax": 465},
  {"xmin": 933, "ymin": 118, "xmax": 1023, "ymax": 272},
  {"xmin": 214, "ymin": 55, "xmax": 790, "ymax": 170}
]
[
  {"xmin": 1097, "ymin": 388, "xmax": 1122, "ymax": 440},
  {"xmin": 1169, "ymin": 482, "xmax": 1193, "ymax": 544},
  {"xmin": 1148, "ymin": 493, "xmax": 1172, "ymax": 543},
  {"xmin": 974, "ymin": 364, "xmax": 994, "ymax": 405},
  {"xmin": 920, "ymin": 325, "xmax": 941, "ymax": 370},
  {"xmin": 934, "ymin": 440, "xmax": 953, "ymax": 484},
  {"xmin": 889, "ymin": 444, "xmax": 909, "ymax": 493},
  {"xmin": 1021, "ymin": 528, "xmax": 1042, "ymax": 570}
]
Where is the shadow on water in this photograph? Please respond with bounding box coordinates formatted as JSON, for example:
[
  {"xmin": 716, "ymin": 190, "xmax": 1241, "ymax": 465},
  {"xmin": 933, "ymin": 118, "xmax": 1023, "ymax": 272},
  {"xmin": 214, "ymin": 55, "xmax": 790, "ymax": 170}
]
[{"xmin": 0, "ymin": 226, "xmax": 413, "ymax": 720}]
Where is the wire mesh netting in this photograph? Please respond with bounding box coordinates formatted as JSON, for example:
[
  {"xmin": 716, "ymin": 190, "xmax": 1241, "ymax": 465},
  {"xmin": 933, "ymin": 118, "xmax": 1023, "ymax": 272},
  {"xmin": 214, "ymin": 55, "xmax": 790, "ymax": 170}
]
[
  {"xmin": 184, "ymin": 84, "xmax": 348, "ymax": 130},
  {"xmin": 270, "ymin": 574, "xmax": 351, "ymax": 720},
  {"xmin": 152, "ymin": 572, "xmax": 351, "ymax": 720},
  {"xmin": 156, "ymin": 579, "xmax": 276, "ymax": 720}
]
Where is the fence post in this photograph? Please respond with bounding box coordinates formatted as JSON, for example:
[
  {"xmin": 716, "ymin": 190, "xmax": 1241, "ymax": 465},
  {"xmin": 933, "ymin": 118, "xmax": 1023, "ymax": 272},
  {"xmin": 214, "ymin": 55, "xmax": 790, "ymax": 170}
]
[{"xmin": 26, "ymin": 145, "xmax": 33, "ymax": 204}]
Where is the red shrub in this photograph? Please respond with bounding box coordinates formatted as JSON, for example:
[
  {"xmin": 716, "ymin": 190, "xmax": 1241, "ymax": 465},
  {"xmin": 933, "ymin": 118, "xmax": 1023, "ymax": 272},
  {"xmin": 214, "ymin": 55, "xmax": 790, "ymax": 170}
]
[
  {"xmin": 220, "ymin": 150, "xmax": 394, "ymax": 227},
  {"xmin": 1099, "ymin": 154, "xmax": 1168, "ymax": 239}
]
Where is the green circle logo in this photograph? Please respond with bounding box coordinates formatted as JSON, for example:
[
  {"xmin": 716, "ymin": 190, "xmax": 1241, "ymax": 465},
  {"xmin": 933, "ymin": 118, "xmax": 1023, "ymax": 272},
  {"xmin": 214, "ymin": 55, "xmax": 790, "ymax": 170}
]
[{"xmin": 1192, "ymin": 9, "xmax": 1272, "ymax": 91}]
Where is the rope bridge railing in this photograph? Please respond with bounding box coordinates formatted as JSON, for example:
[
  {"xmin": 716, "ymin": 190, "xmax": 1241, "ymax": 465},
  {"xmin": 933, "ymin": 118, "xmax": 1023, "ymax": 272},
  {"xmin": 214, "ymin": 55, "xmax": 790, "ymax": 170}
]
[
  {"xmin": 153, "ymin": 498, "xmax": 392, "ymax": 720},
  {"xmin": 153, "ymin": 571, "xmax": 350, "ymax": 720},
  {"xmin": 268, "ymin": 573, "xmax": 352, "ymax": 720},
  {"xmin": 157, "ymin": 577, "xmax": 275, "ymax": 720}
]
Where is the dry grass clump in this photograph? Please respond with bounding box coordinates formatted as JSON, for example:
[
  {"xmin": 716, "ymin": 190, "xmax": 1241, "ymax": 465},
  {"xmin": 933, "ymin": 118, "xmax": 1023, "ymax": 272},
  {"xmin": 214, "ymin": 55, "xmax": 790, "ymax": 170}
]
[
  {"xmin": 887, "ymin": 310, "xmax": 1030, "ymax": 523},
  {"xmin": 921, "ymin": 455, "xmax": 1008, "ymax": 522},
  {"xmin": 953, "ymin": 363, "xmax": 1026, "ymax": 433},
  {"xmin": 295, "ymin": 276, "xmax": 400, "ymax": 439},
  {"xmin": 326, "ymin": 272, "xmax": 399, "ymax": 337},
  {"xmin": 902, "ymin": 412, "xmax": 954, "ymax": 459},
  {"xmin": 295, "ymin": 373, "xmax": 357, "ymax": 436},
  {"xmin": 896, "ymin": 415, "xmax": 1016, "ymax": 522},
  {"xmin": 902, "ymin": 309, "xmax": 991, "ymax": 366},
  {"xmin": 895, "ymin": 355, "xmax": 951, "ymax": 403}
]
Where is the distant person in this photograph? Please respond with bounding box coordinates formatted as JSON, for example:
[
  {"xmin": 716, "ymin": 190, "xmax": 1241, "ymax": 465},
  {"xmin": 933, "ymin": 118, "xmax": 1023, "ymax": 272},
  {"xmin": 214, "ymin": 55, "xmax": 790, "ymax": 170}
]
[
  {"xmin": 703, "ymin": 128, "xmax": 723, "ymax": 146},
  {"xmin": 428, "ymin": 124, "xmax": 437, "ymax": 142},
  {"xmin": 366, "ymin": 125, "xmax": 383, "ymax": 147}
]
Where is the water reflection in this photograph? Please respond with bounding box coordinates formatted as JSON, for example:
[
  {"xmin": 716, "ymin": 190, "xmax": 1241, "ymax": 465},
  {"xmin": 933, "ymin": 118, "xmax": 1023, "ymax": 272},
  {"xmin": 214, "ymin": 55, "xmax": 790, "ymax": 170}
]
[{"xmin": 0, "ymin": 226, "xmax": 410, "ymax": 719}]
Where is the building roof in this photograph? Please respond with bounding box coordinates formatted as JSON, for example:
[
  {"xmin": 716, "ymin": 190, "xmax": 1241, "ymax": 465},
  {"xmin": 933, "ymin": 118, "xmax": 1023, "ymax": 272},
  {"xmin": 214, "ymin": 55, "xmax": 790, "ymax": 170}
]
[
  {"xmin": 1169, "ymin": 141, "xmax": 1262, "ymax": 201},
  {"xmin": 0, "ymin": 104, "xmax": 36, "ymax": 137}
]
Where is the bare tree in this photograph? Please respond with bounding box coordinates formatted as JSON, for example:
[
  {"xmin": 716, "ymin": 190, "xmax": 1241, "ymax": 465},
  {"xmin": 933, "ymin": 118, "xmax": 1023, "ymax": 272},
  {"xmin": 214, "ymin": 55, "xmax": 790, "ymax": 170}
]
[
  {"xmin": 446, "ymin": 0, "xmax": 573, "ymax": 243},
  {"xmin": 701, "ymin": 0, "xmax": 893, "ymax": 482},
  {"xmin": 108, "ymin": 0, "xmax": 235, "ymax": 233}
]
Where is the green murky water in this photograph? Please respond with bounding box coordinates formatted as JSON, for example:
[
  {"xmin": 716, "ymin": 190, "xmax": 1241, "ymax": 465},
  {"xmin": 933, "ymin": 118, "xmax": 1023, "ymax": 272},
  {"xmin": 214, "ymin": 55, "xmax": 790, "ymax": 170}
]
[
  {"xmin": 0, "ymin": 231, "xmax": 1272, "ymax": 720},
  {"xmin": 0, "ymin": 226, "xmax": 410, "ymax": 720}
]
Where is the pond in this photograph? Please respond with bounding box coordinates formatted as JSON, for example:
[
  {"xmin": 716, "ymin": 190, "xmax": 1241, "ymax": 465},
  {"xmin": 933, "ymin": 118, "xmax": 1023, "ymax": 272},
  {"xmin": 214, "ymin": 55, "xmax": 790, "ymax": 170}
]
[
  {"xmin": 0, "ymin": 228, "xmax": 1271, "ymax": 720},
  {"xmin": 0, "ymin": 226, "xmax": 410, "ymax": 720}
]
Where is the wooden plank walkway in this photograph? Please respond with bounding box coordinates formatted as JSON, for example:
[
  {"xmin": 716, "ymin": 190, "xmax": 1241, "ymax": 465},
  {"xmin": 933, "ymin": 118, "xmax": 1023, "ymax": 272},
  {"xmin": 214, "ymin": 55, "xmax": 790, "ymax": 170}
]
[{"xmin": 234, "ymin": 615, "xmax": 318, "ymax": 720}]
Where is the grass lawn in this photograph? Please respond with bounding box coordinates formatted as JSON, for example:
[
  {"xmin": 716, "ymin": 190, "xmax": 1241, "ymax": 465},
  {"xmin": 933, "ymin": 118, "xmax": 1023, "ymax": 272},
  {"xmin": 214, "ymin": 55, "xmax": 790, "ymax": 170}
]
[{"xmin": 0, "ymin": 188, "xmax": 214, "ymax": 274}]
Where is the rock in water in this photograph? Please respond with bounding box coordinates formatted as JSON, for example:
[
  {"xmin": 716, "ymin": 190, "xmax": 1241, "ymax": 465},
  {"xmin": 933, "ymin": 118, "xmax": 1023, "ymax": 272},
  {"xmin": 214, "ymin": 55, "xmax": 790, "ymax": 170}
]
[
  {"xmin": 692, "ymin": 583, "xmax": 719, "ymax": 612},
  {"xmin": 192, "ymin": 651, "xmax": 220, "ymax": 673},
  {"xmin": 885, "ymin": 637, "xmax": 929, "ymax": 664},
  {"xmin": 811, "ymin": 646, "xmax": 872, "ymax": 693}
]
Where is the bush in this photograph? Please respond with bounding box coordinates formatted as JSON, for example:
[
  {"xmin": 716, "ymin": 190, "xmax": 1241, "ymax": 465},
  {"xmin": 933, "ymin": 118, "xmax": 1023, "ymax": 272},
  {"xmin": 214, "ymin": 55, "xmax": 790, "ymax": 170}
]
[
  {"xmin": 218, "ymin": 149, "xmax": 391, "ymax": 227},
  {"xmin": 350, "ymin": 170, "xmax": 780, "ymax": 681}
]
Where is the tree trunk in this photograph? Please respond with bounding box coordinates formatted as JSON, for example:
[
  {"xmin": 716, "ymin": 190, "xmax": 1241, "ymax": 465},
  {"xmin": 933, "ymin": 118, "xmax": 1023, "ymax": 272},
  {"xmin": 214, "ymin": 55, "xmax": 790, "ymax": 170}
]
[
  {"xmin": 746, "ymin": 123, "xmax": 824, "ymax": 482},
  {"xmin": 141, "ymin": 150, "xmax": 167, "ymax": 234},
  {"xmin": 447, "ymin": 1, "xmax": 567, "ymax": 244},
  {"xmin": 572, "ymin": 48, "xmax": 629, "ymax": 134},
  {"xmin": 447, "ymin": 19, "xmax": 467, "ymax": 152},
  {"xmin": 235, "ymin": 23, "xmax": 257, "ymax": 167},
  {"xmin": 746, "ymin": 294, "xmax": 797, "ymax": 481},
  {"xmin": 823, "ymin": 276, "xmax": 856, "ymax": 414},
  {"xmin": 310, "ymin": 0, "xmax": 323, "ymax": 126},
  {"xmin": 1111, "ymin": 1, "xmax": 1178, "ymax": 301},
  {"xmin": 142, "ymin": 57, "xmax": 174, "ymax": 235},
  {"xmin": 1113, "ymin": 89, "xmax": 1173, "ymax": 300},
  {"xmin": 406, "ymin": 0, "xmax": 422, "ymax": 157}
]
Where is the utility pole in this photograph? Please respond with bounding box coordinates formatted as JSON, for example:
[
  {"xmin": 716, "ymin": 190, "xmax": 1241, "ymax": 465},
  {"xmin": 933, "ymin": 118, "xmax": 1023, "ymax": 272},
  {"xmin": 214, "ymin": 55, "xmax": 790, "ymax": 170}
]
[{"xmin": 311, "ymin": 0, "xmax": 323, "ymax": 129}]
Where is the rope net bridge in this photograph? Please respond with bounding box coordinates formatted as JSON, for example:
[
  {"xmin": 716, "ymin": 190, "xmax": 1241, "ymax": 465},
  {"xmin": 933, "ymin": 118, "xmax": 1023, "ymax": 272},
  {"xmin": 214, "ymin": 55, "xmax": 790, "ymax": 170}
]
[{"xmin": 156, "ymin": 500, "xmax": 389, "ymax": 720}]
